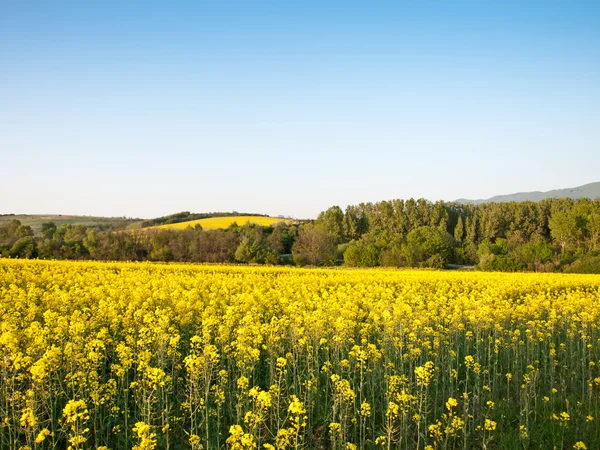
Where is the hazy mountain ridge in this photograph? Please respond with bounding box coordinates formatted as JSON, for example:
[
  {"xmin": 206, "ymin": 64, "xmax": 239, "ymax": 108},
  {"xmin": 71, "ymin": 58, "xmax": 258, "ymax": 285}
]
[{"xmin": 456, "ymin": 182, "xmax": 600, "ymax": 204}]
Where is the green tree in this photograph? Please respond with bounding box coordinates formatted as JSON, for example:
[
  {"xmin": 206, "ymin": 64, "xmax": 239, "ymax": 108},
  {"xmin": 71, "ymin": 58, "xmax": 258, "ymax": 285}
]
[
  {"xmin": 454, "ymin": 216, "xmax": 465, "ymax": 242},
  {"xmin": 588, "ymin": 213, "xmax": 600, "ymax": 251},
  {"xmin": 549, "ymin": 210, "xmax": 580, "ymax": 254},
  {"xmin": 9, "ymin": 236, "xmax": 37, "ymax": 258},
  {"xmin": 510, "ymin": 237, "xmax": 554, "ymax": 271},
  {"xmin": 268, "ymin": 223, "xmax": 296, "ymax": 254},
  {"xmin": 343, "ymin": 205, "xmax": 368, "ymax": 241},
  {"xmin": 405, "ymin": 226, "xmax": 454, "ymax": 266},
  {"xmin": 379, "ymin": 237, "xmax": 409, "ymax": 267},
  {"xmin": 316, "ymin": 206, "xmax": 345, "ymax": 243},
  {"xmin": 234, "ymin": 234, "xmax": 278, "ymax": 264},
  {"xmin": 149, "ymin": 230, "xmax": 174, "ymax": 261},
  {"xmin": 343, "ymin": 235, "xmax": 381, "ymax": 267},
  {"xmin": 41, "ymin": 222, "xmax": 57, "ymax": 239},
  {"xmin": 465, "ymin": 216, "xmax": 478, "ymax": 244}
]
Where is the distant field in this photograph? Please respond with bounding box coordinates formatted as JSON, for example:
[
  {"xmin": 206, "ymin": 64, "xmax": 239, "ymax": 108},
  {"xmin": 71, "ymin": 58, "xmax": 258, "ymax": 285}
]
[
  {"xmin": 156, "ymin": 215, "xmax": 292, "ymax": 230},
  {"xmin": 0, "ymin": 214, "xmax": 139, "ymax": 235}
]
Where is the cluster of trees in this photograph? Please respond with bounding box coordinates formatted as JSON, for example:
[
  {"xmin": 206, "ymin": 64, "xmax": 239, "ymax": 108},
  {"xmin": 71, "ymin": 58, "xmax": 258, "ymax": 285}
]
[
  {"xmin": 315, "ymin": 197, "xmax": 600, "ymax": 272},
  {"xmin": 0, "ymin": 220, "xmax": 299, "ymax": 264},
  {"xmin": 3, "ymin": 197, "xmax": 600, "ymax": 272}
]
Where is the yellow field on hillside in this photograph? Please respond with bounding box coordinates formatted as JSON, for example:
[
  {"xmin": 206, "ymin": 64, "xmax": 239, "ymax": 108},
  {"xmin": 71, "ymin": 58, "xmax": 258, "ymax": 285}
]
[
  {"xmin": 156, "ymin": 215, "xmax": 292, "ymax": 230},
  {"xmin": 1, "ymin": 259, "xmax": 600, "ymax": 449}
]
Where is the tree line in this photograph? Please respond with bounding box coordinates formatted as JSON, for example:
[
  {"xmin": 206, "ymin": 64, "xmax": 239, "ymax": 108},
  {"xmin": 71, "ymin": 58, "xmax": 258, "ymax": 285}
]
[
  {"xmin": 2, "ymin": 197, "xmax": 600, "ymax": 272},
  {"xmin": 317, "ymin": 197, "xmax": 600, "ymax": 272}
]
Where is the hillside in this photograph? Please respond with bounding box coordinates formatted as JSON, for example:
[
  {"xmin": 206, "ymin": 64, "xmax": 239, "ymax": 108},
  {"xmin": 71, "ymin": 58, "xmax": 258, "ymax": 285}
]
[
  {"xmin": 456, "ymin": 181, "xmax": 600, "ymax": 204},
  {"xmin": 0, "ymin": 214, "xmax": 139, "ymax": 236},
  {"xmin": 156, "ymin": 215, "xmax": 293, "ymax": 230}
]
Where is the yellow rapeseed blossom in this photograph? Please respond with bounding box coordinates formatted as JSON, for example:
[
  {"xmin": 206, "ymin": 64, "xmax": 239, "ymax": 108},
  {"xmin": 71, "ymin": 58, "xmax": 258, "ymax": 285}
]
[
  {"xmin": 2, "ymin": 259, "xmax": 600, "ymax": 449},
  {"xmin": 446, "ymin": 397, "xmax": 458, "ymax": 412},
  {"xmin": 484, "ymin": 419, "xmax": 496, "ymax": 431}
]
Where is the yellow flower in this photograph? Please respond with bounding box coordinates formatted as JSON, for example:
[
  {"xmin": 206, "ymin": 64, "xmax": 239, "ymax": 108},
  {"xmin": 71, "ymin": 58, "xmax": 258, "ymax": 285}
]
[
  {"xmin": 237, "ymin": 376, "xmax": 250, "ymax": 390},
  {"xmin": 446, "ymin": 397, "xmax": 458, "ymax": 411},
  {"xmin": 35, "ymin": 428, "xmax": 51, "ymax": 443},
  {"xmin": 484, "ymin": 419, "xmax": 496, "ymax": 431},
  {"xmin": 276, "ymin": 357, "xmax": 287, "ymax": 368},
  {"xmin": 329, "ymin": 422, "xmax": 342, "ymax": 434},
  {"xmin": 360, "ymin": 402, "xmax": 371, "ymax": 418}
]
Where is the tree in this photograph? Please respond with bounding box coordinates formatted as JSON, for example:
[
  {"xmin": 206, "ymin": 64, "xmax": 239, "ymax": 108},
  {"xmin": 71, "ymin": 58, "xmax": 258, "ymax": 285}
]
[
  {"xmin": 10, "ymin": 236, "xmax": 37, "ymax": 258},
  {"xmin": 379, "ymin": 238, "xmax": 409, "ymax": 267},
  {"xmin": 343, "ymin": 235, "xmax": 381, "ymax": 267},
  {"xmin": 292, "ymin": 224, "xmax": 337, "ymax": 266},
  {"xmin": 454, "ymin": 216, "xmax": 465, "ymax": 242},
  {"xmin": 0, "ymin": 220, "xmax": 22, "ymax": 239},
  {"xmin": 465, "ymin": 216, "xmax": 478, "ymax": 244},
  {"xmin": 235, "ymin": 233, "xmax": 279, "ymax": 264},
  {"xmin": 268, "ymin": 223, "xmax": 296, "ymax": 254},
  {"xmin": 510, "ymin": 237, "xmax": 554, "ymax": 271},
  {"xmin": 343, "ymin": 205, "xmax": 368, "ymax": 241},
  {"xmin": 430, "ymin": 201, "xmax": 449, "ymax": 231},
  {"xmin": 405, "ymin": 226, "xmax": 454, "ymax": 266},
  {"xmin": 588, "ymin": 213, "xmax": 600, "ymax": 251},
  {"xmin": 149, "ymin": 230, "xmax": 174, "ymax": 261},
  {"xmin": 549, "ymin": 210, "xmax": 580, "ymax": 254},
  {"xmin": 316, "ymin": 206, "xmax": 345, "ymax": 243},
  {"xmin": 41, "ymin": 222, "xmax": 57, "ymax": 239}
]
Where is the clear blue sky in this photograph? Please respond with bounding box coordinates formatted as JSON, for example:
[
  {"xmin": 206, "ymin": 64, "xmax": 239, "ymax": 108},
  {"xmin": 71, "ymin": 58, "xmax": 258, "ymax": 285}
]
[{"xmin": 2, "ymin": 1, "xmax": 599, "ymax": 219}]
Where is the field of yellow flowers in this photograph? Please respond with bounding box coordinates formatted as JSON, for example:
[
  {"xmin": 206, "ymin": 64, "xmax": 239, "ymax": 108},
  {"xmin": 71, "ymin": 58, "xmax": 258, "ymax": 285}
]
[
  {"xmin": 1, "ymin": 259, "xmax": 599, "ymax": 449},
  {"xmin": 156, "ymin": 216, "xmax": 291, "ymax": 230}
]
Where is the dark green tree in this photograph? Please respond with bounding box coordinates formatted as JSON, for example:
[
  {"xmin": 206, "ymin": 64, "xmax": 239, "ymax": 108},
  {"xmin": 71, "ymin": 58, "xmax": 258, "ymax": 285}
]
[
  {"xmin": 41, "ymin": 222, "xmax": 57, "ymax": 239},
  {"xmin": 316, "ymin": 206, "xmax": 345, "ymax": 243},
  {"xmin": 405, "ymin": 226, "xmax": 455, "ymax": 266}
]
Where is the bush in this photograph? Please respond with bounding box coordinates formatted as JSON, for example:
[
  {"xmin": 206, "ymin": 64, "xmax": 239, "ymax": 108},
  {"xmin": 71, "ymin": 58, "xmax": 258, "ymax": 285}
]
[
  {"xmin": 9, "ymin": 236, "xmax": 38, "ymax": 258},
  {"xmin": 423, "ymin": 254, "xmax": 446, "ymax": 269},
  {"xmin": 454, "ymin": 243, "xmax": 477, "ymax": 265},
  {"xmin": 477, "ymin": 254, "xmax": 524, "ymax": 272},
  {"xmin": 405, "ymin": 226, "xmax": 455, "ymax": 266},
  {"xmin": 563, "ymin": 254, "xmax": 600, "ymax": 274},
  {"xmin": 509, "ymin": 237, "xmax": 554, "ymax": 271},
  {"xmin": 380, "ymin": 241, "xmax": 409, "ymax": 267},
  {"xmin": 343, "ymin": 238, "xmax": 380, "ymax": 267}
]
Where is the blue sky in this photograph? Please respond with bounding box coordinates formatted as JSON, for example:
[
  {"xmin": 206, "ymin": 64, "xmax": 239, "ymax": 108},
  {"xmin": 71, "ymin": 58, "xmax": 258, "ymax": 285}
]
[{"xmin": 1, "ymin": 1, "xmax": 599, "ymax": 219}]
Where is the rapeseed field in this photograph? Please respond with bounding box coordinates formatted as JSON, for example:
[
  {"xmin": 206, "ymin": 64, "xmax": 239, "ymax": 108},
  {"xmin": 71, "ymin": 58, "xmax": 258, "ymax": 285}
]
[
  {"xmin": 156, "ymin": 216, "xmax": 291, "ymax": 230},
  {"xmin": 0, "ymin": 259, "xmax": 599, "ymax": 449}
]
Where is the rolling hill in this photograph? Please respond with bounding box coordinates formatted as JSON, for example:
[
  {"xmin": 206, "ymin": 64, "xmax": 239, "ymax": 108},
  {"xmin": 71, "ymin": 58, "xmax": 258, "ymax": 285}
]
[
  {"xmin": 456, "ymin": 181, "xmax": 600, "ymax": 204},
  {"xmin": 155, "ymin": 215, "xmax": 293, "ymax": 230},
  {"xmin": 0, "ymin": 214, "xmax": 139, "ymax": 236}
]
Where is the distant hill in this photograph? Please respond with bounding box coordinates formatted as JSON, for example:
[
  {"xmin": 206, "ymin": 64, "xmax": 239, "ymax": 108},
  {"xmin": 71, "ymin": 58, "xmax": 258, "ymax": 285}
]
[
  {"xmin": 1, "ymin": 212, "xmax": 295, "ymax": 236},
  {"xmin": 455, "ymin": 182, "xmax": 600, "ymax": 205},
  {"xmin": 155, "ymin": 215, "xmax": 294, "ymax": 230},
  {"xmin": 0, "ymin": 214, "xmax": 139, "ymax": 236},
  {"xmin": 137, "ymin": 211, "xmax": 271, "ymax": 229}
]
